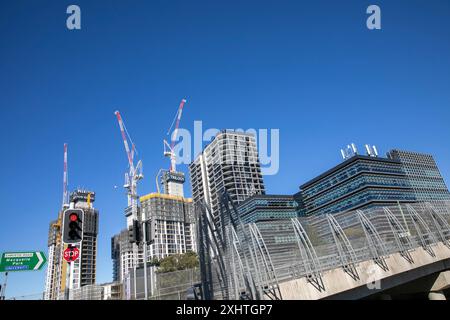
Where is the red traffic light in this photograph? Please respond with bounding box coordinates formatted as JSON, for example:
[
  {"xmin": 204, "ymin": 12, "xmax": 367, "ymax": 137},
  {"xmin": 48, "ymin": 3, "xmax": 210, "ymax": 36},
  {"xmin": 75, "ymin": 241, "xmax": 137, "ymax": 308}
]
[{"xmin": 69, "ymin": 213, "xmax": 78, "ymax": 222}]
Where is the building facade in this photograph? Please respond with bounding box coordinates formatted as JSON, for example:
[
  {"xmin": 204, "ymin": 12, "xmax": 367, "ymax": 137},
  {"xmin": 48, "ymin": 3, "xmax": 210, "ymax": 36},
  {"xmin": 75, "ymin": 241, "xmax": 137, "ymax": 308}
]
[
  {"xmin": 387, "ymin": 150, "xmax": 450, "ymax": 206},
  {"xmin": 70, "ymin": 190, "xmax": 99, "ymax": 288},
  {"xmin": 237, "ymin": 194, "xmax": 300, "ymax": 224},
  {"xmin": 189, "ymin": 130, "xmax": 266, "ymax": 225},
  {"xmin": 44, "ymin": 213, "xmax": 64, "ymax": 300},
  {"xmin": 297, "ymin": 154, "xmax": 417, "ymax": 216},
  {"xmin": 44, "ymin": 189, "xmax": 99, "ymax": 300},
  {"xmin": 111, "ymin": 224, "xmax": 143, "ymax": 283},
  {"xmin": 101, "ymin": 282, "xmax": 124, "ymax": 300},
  {"xmin": 140, "ymin": 193, "xmax": 196, "ymax": 259},
  {"xmin": 112, "ymin": 165, "xmax": 194, "ymax": 282}
]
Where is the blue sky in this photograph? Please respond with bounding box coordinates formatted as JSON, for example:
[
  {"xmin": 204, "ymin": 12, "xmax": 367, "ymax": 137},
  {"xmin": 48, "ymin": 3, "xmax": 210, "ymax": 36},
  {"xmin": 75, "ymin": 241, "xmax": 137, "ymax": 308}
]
[{"xmin": 1, "ymin": 0, "xmax": 449, "ymax": 298}]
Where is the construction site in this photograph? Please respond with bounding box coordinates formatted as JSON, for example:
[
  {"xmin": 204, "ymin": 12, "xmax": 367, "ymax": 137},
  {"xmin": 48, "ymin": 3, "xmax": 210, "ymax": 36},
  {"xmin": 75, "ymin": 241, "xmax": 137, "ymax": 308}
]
[
  {"xmin": 110, "ymin": 98, "xmax": 198, "ymax": 300},
  {"xmin": 43, "ymin": 98, "xmax": 196, "ymax": 300},
  {"xmin": 44, "ymin": 186, "xmax": 99, "ymax": 300},
  {"xmin": 39, "ymin": 96, "xmax": 450, "ymax": 301}
]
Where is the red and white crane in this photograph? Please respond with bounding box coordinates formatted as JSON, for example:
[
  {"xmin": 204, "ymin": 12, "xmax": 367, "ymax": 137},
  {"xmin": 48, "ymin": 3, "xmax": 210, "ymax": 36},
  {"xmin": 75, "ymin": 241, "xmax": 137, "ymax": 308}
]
[
  {"xmin": 114, "ymin": 111, "xmax": 143, "ymax": 224},
  {"xmin": 62, "ymin": 143, "xmax": 68, "ymax": 208},
  {"xmin": 164, "ymin": 98, "xmax": 187, "ymax": 172}
]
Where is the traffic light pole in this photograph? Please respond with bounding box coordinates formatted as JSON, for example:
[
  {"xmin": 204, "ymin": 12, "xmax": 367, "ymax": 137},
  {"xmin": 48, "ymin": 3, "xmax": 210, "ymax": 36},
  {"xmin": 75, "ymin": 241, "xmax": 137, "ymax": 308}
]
[
  {"xmin": 69, "ymin": 258, "xmax": 74, "ymax": 291},
  {"xmin": 133, "ymin": 264, "xmax": 137, "ymax": 299},
  {"xmin": 142, "ymin": 220, "xmax": 149, "ymax": 300},
  {"xmin": 64, "ymin": 261, "xmax": 70, "ymax": 300}
]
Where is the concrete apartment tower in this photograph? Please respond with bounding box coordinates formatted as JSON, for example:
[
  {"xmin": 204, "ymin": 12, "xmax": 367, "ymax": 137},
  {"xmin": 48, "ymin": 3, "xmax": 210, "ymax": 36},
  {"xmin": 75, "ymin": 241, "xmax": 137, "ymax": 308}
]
[{"xmin": 189, "ymin": 130, "xmax": 266, "ymax": 225}]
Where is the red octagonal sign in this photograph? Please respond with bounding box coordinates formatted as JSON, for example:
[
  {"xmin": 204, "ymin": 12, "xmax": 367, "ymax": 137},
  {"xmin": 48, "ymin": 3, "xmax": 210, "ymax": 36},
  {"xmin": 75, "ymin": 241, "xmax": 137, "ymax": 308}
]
[{"xmin": 63, "ymin": 247, "xmax": 80, "ymax": 262}]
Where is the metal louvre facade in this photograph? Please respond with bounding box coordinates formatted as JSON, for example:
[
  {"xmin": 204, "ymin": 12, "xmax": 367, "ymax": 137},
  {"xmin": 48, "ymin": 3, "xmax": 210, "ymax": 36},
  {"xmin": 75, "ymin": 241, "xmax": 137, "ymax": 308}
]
[
  {"xmin": 387, "ymin": 150, "xmax": 450, "ymax": 211},
  {"xmin": 237, "ymin": 195, "xmax": 300, "ymax": 223},
  {"xmin": 298, "ymin": 155, "xmax": 417, "ymax": 216},
  {"xmin": 197, "ymin": 196, "xmax": 450, "ymax": 300}
]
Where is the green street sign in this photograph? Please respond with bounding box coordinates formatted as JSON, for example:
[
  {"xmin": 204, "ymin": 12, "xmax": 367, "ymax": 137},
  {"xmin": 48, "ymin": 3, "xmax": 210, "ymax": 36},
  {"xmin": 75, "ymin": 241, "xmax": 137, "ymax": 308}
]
[{"xmin": 0, "ymin": 251, "xmax": 47, "ymax": 272}]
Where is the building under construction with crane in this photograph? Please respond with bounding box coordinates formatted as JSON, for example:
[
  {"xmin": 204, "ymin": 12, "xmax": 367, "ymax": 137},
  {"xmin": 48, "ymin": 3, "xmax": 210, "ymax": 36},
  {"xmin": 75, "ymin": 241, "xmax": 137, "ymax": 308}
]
[
  {"xmin": 111, "ymin": 100, "xmax": 197, "ymax": 290},
  {"xmin": 143, "ymin": 98, "xmax": 197, "ymax": 258},
  {"xmin": 44, "ymin": 144, "xmax": 69, "ymax": 300},
  {"xmin": 111, "ymin": 111, "xmax": 145, "ymax": 283},
  {"xmin": 44, "ymin": 145, "xmax": 99, "ymax": 300},
  {"xmin": 45, "ymin": 189, "xmax": 99, "ymax": 300},
  {"xmin": 146, "ymin": 99, "xmax": 196, "ymax": 254}
]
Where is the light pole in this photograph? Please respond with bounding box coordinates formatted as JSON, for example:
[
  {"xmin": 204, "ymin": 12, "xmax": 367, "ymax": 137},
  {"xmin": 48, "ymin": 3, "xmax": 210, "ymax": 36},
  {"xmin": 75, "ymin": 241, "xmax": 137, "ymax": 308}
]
[{"xmin": 142, "ymin": 211, "xmax": 149, "ymax": 300}]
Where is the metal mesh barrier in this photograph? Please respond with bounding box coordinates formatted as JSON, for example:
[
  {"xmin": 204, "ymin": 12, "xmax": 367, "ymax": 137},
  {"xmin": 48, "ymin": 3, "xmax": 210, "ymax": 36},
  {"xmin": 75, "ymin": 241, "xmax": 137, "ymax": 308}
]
[
  {"xmin": 126, "ymin": 268, "xmax": 201, "ymax": 300},
  {"xmin": 198, "ymin": 200, "xmax": 450, "ymax": 300},
  {"xmin": 70, "ymin": 284, "xmax": 103, "ymax": 300}
]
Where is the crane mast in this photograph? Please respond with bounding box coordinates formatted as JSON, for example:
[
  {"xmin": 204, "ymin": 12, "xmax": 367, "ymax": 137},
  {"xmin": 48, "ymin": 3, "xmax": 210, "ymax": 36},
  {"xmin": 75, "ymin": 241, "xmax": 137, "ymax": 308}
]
[
  {"xmin": 159, "ymin": 99, "xmax": 187, "ymax": 197},
  {"xmin": 164, "ymin": 98, "xmax": 186, "ymax": 172},
  {"xmin": 114, "ymin": 111, "xmax": 143, "ymax": 226},
  {"xmin": 62, "ymin": 143, "xmax": 68, "ymax": 208}
]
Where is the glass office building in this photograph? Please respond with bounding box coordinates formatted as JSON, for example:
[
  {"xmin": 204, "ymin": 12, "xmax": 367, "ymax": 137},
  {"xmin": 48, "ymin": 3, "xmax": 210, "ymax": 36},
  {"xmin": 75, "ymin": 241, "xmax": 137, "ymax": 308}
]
[
  {"xmin": 237, "ymin": 194, "xmax": 300, "ymax": 224},
  {"xmin": 296, "ymin": 155, "xmax": 417, "ymax": 216},
  {"xmin": 387, "ymin": 150, "xmax": 450, "ymax": 205}
]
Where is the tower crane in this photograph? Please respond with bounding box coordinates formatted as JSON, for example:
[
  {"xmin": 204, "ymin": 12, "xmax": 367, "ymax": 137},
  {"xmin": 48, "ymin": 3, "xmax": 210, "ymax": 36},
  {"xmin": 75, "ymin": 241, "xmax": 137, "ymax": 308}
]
[
  {"xmin": 156, "ymin": 99, "xmax": 187, "ymax": 195},
  {"xmin": 62, "ymin": 143, "xmax": 69, "ymax": 208},
  {"xmin": 114, "ymin": 111, "xmax": 143, "ymax": 225},
  {"xmin": 164, "ymin": 98, "xmax": 187, "ymax": 172},
  {"xmin": 53, "ymin": 143, "xmax": 69, "ymax": 235}
]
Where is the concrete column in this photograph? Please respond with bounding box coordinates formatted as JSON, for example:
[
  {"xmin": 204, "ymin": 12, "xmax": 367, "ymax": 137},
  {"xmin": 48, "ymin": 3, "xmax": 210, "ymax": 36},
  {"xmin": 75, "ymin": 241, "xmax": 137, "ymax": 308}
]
[{"xmin": 428, "ymin": 291, "xmax": 446, "ymax": 300}]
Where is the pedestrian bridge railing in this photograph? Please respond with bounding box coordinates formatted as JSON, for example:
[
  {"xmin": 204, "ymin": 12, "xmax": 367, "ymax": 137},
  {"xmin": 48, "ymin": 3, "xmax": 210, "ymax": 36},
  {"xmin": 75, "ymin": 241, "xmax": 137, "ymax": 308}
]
[{"xmin": 197, "ymin": 200, "xmax": 450, "ymax": 300}]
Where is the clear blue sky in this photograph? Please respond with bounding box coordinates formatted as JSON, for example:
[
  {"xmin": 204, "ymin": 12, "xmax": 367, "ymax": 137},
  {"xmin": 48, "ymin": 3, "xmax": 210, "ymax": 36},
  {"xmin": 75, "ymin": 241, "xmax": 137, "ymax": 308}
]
[{"xmin": 1, "ymin": 0, "xmax": 449, "ymax": 298}]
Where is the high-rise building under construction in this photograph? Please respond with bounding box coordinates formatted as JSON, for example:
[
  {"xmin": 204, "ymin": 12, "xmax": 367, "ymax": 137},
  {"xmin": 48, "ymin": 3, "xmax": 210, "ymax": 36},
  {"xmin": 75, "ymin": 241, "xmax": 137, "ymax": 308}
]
[
  {"xmin": 112, "ymin": 172, "xmax": 197, "ymax": 283},
  {"xmin": 112, "ymin": 101, "xmax": 198, "ymax": 285},
  {"xmin": 44, "ymin": 212, "xmax": 64, "ymax": 300},
  {"xmin": 70, "ymin": 190, "xmax": 99, "ymax": 288},
  {"xmin": 44, "ymin": 144, "xmax": 69, "ymax": 300},
  {"xmin": 44, "ymin": 189, "xmax": 99, "ymax": 299},
  {"xmin": 111, "ymin": 227, "xmax": 141, "ymax": 283},
  {"xmin": 140, "ymin": 192, "xmax": 196, "ymax": 259}
]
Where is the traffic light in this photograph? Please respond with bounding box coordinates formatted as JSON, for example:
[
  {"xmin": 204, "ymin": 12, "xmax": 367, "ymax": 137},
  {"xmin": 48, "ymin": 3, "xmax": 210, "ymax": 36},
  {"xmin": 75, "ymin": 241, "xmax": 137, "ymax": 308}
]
[
  {"xmin": 63, "ymin": 209, "xmax": 84, "ymax": 244},
  {"xmin": 144, "ymin": 219, "xmax": 157, "ymax": 245},
  {"xmin": 129, "ymin": 219, "xmax": 141, "ymax": 244}
]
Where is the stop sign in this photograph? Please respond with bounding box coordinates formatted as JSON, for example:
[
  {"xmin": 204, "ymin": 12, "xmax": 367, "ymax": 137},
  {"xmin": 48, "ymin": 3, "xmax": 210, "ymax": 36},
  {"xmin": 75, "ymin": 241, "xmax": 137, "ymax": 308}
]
[{"xmin": 63, "ymin": 247, "xmax": 80, "ymax": 262}]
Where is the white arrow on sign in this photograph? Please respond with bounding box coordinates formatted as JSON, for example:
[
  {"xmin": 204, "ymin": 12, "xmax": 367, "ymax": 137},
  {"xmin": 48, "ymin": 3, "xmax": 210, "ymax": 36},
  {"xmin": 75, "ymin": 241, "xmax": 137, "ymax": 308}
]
[{"xmin": 34, "ymin": 252, "xmax": 44, "ymax": 270}]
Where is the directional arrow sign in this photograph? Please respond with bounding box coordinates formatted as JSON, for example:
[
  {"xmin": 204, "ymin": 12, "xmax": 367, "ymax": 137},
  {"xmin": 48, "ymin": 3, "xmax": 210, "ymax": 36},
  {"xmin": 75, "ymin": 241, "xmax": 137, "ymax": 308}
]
[{"xmin": 0, "ymin": 251, "xmax": 47, "ymax": 272}]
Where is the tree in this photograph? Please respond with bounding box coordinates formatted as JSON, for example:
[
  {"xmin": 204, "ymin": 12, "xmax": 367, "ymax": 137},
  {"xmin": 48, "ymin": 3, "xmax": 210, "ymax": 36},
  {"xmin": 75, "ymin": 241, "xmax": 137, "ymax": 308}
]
[
  {"xmin": 149, "ymin": 257, "xmax": 160, "ymax": 267},
  {"xmin": 178, "ymin": 251, "xmax": 199, "ymax": 270},
  {"xmin": 156, "ymin": 251, "xmax": 199, "ymax": 273}
]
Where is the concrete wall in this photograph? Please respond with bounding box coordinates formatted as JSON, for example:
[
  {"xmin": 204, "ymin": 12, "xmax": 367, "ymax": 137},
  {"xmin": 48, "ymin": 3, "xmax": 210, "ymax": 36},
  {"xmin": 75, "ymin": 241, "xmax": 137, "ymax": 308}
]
[{"xmin": 276, "ymin": 241, "xmax": 450, "ymax": 300}]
